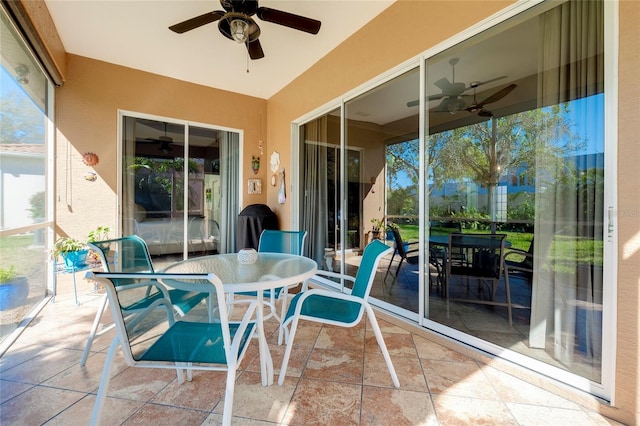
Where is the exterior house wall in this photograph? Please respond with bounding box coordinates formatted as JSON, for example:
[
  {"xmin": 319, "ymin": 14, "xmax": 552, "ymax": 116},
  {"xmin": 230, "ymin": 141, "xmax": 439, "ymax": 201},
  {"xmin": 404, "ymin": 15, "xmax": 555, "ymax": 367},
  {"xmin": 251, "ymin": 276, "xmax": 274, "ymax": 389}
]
[
  {"xmin": 21, "ymin": 0, "xmax": 640, "ymax": 423},
  {"xmin": 54, "ymin": 54, "xmax": 268, "ymax": 239}
]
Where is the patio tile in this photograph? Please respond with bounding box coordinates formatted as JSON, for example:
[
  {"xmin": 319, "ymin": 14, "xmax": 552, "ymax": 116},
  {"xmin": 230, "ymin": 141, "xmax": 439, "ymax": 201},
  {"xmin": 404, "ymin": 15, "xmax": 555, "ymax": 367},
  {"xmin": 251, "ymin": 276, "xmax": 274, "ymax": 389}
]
[
  {"xmin": 1, "ymin": 346, "xmax": 84, "ymax": 385},
  {"xmin": 412, "ymin": 334, "xmax": 475, "ymax": 363},
  {"xmin": 214, "ymin": 370, "xmax": 296, "ymax": 423},
  {"xmin": 0, "ymin": 379, "xmax": 33, "ymax": 404},
  {"xmin": 43, "ymin": 394, "xmax": 143, "ymax": 425},
  {"xmin": 422, "ymin": 359, "xmax": 501, "ymax": 400},
  {"xmin": 121, "ymin": 402, "xmax": 208, "ymax": 425},
  {"xmin": 365, "ymin": 330, "xmax": 416, "ymax": 357},
  {"xmin": 505, "ymin": 403, "xmax": 607, "ymax": 426},
  {"xmin": 282, "ymin": 378, "xmax": 361, "ymax": 425},
  {"xmin": 431, "ymin": 394, "xmax": 517, "ymax": 425},
  {"xmin": 150, "ymin": 370, "xmax": 229, "ymax": 411},
  {"xmin": 361, "ymin": 385, "xmax": 438, "ymax": 426},
  {"xmin": 314, "ymin": 325, "xmax": 365, "ymax": 351},
  {"xmin": 364, "ymin": 352, "xmax": 427, "ymax": 392},
  {"xmin": 303, "ymin": 347, "xmax": 364, "ymax": 384},
  {"xmin": 0, "ymin": 385, "xmax": 85, "ymax": 425}
]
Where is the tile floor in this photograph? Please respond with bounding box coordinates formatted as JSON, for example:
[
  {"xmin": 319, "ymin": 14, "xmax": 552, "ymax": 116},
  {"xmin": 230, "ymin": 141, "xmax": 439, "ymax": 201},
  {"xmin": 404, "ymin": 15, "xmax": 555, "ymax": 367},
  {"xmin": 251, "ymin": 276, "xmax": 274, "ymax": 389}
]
[{"xmin": 0, "ymin": 273, "xmax": 621, "ymax": 425}]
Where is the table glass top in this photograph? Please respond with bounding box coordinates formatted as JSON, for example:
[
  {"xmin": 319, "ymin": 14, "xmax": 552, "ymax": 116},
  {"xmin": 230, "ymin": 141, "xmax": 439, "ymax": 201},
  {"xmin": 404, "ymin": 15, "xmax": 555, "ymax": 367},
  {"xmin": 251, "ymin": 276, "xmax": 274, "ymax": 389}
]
[{"xmin": 162, "ymin": 253, "xmax": 317, "ymax": 285}]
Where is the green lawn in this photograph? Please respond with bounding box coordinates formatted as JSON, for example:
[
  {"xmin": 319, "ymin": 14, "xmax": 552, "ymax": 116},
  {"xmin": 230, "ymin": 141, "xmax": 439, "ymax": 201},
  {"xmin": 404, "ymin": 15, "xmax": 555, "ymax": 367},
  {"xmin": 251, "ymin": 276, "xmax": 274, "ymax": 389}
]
[{"xmin": 395, "ymin": 224, "xmax": 602, "ymax": 267}]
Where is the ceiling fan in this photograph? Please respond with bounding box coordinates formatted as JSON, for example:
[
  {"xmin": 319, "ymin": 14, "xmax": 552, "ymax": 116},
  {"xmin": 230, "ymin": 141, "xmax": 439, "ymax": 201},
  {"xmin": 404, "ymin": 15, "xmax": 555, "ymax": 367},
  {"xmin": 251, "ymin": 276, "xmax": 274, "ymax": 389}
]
[
  {"xmin": 168, "ymin": 0, "xmax": 322, "ymax": 60},
  {"xmin": 406, "ymin": 57, "xmax": 507, "ymax": 113}
]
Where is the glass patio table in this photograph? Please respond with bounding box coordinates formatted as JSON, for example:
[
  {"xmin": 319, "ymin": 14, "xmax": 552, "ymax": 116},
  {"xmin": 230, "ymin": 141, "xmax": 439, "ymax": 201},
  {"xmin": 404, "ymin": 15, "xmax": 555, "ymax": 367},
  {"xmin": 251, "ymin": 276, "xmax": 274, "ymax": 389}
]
[{"xmin": 162, "ymin": 253, "xmax": 318, "ymax": 385}]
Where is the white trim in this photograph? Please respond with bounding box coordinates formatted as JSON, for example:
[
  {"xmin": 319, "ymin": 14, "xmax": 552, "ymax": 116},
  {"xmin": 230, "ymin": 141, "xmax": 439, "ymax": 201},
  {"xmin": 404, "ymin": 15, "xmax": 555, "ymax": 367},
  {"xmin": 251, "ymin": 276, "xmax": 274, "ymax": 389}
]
[{"xmin": 601, "ymin": 0, "xmax": 619, "ymax": 405}]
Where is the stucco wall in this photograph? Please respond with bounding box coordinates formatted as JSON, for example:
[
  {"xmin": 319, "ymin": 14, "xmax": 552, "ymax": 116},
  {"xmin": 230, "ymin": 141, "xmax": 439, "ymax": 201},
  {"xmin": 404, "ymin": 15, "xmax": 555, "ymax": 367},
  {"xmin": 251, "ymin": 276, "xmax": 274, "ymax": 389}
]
[{"xmin": 54, "ymin": 55, "xmax": 267, "ymax": 239}]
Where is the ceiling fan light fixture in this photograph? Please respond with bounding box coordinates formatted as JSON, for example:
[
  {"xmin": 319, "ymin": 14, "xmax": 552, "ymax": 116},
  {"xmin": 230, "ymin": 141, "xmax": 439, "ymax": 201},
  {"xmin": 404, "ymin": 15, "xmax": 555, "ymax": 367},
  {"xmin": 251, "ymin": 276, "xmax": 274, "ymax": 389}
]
[{"xmin": 230, "ymin": 18, "xmax": 249, "ymax": 43}]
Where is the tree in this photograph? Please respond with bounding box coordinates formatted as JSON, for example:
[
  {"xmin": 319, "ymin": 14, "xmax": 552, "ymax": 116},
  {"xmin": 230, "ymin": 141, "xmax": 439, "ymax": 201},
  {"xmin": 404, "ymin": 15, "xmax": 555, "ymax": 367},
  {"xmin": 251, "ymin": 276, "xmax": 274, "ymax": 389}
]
[{"xmin": 0, "ymin": 91, "xmax": 45, "ymax": 144}]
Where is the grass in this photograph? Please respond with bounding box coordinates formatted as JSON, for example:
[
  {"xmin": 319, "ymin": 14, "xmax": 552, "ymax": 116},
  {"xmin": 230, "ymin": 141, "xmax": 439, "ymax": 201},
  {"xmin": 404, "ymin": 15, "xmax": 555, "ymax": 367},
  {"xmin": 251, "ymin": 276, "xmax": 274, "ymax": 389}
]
[{"xmin": 0, "ymin": 235, "xmax": 46, "ymax": 276}]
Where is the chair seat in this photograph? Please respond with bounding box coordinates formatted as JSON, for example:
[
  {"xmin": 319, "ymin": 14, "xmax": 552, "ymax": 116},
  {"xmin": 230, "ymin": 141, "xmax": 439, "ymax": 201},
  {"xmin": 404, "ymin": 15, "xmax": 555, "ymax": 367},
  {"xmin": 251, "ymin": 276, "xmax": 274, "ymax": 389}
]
[
  {"xmin": 139, "ymin": 320, "xmax": 256, "ymax": 364},
  {"xmin": 286, "ymin": 293, "xmax": 361, "ymax": 324}
]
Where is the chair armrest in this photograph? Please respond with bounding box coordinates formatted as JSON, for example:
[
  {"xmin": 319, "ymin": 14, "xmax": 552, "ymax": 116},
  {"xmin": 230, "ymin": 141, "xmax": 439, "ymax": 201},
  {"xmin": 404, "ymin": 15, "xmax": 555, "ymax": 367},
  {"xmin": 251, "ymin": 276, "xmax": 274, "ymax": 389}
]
[
  {"xmin": 314, "ymin": 270, "xmax": 356, "ymax": 283},
  {"xmin": 297, "ymin": 287, "xmax": 365, "ymax": 307}
]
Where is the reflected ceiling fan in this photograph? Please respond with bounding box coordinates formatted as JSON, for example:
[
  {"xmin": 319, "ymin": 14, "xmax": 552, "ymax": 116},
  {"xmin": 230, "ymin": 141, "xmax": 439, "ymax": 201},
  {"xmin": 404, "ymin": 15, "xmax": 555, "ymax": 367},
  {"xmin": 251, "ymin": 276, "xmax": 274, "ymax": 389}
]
[
  {"xmin": 141, "ymin": 122, "xmax": 174, "ymax": 154},
  {"xmin": 168, "ymin": 0, "xmax": 321, "ymax": 60},
  {"xmin": 465, "ymin": 82, "xmax": 517, "ymax": 117},
  {"xmin": 406, "ymin": 57, "xmax": 507, "ymax": 113}
]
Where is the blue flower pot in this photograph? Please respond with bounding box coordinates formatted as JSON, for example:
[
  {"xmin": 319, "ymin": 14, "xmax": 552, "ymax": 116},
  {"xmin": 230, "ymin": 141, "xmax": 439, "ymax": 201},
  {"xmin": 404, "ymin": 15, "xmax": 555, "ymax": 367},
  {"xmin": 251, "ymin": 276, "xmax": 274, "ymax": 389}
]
[
  {"xmin": 0, "ymin": 276, "xmax": 29, "ymax": 311},
  {"xmin": 61, "ymin": 249, "xmax": 89, "ymax": 271}
]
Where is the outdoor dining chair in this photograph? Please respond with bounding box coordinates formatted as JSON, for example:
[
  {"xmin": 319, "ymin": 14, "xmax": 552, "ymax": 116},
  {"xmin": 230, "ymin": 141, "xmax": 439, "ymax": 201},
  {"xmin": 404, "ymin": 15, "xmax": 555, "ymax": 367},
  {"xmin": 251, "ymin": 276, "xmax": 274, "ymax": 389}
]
[
  {"xmin": 80, "ymin": 235, "xmax": 208, "ymax": 366},
  {"xmin": 235, "ymin": 229, "xmax": 307, "ymax": 344},
  {"xmin": 88, "ymin": 271, "xmax": 257, "ymax": 426},
  {"xmin": 278, "ymin": 239, "xmax": 399, "ymax": 388}
]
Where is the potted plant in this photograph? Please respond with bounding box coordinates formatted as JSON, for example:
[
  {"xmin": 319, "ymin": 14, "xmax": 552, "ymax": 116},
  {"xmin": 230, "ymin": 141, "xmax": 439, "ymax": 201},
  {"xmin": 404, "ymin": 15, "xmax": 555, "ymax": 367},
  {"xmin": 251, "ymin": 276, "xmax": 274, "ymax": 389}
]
[
  {"xmin": 87, "ymin": 225, "xmax": 111, "ymax": 263},
  {"xmin": 0, "ymin": 266, "xmax": 29, "ymax": 311},
  {"xmin": 370, "ymin": 218, "xmax": 385, "ymax": 240},
  {"xmin": 87, "ymin": 225, "xmax": 111, "ymax": 243},
  {"xmin": 52, "ymin": 236, "xmax": 89, "ymax": 271}
]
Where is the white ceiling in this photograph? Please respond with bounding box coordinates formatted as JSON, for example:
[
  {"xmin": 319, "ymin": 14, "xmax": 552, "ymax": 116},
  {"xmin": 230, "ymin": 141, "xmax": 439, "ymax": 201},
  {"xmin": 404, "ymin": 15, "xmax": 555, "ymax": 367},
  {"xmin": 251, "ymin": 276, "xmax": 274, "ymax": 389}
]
[{"xmin": 44, "ymin": 0, "xmax": 395, "ymax": 99}]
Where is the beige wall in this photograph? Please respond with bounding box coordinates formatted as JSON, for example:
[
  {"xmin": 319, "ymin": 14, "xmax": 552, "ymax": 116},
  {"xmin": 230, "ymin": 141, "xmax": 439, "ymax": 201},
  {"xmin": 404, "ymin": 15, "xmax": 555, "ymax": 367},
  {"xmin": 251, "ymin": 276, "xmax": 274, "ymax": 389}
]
[
  {"xmin": 54, "ymin": 55, "xmax": 267, "ymax": 239},
  {"xmin": 23, "ymin": 0, "xmax": 640, "ymax": 423},
  {"xmin": 266, "ymin": 1, "xmax": 640, "ymax": 424}
]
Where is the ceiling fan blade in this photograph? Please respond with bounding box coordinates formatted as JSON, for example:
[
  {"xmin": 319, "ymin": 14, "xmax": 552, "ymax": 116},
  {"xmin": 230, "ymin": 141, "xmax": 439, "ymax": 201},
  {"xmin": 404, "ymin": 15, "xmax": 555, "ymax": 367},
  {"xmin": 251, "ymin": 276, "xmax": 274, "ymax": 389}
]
[
  {"xmin": 475, "ymin": 84, "xmax": 517, "ymax": 108},
  {"xmin": 169, "ymin": 11, "xmax": 225, "ymax": 33},
  {"xmin": 466, "ymin": 75, "xmax": 507, "ymax": 90},
  {"xmin": 246, "ymin": 39, "xmax": 264, "ymax": 60},
  {"xmin": 256, "ymin": 7, "xmax": 321, "ymax": 34},
  {"xmin": 433, "ymin": 77, "xmax": 453, "ymax": 92}
]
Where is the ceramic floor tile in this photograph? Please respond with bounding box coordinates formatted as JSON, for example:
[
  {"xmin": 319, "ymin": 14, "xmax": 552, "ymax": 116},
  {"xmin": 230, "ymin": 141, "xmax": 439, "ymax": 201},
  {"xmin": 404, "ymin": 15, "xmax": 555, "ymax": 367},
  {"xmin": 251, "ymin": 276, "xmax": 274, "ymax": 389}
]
[
  {"xmin": 44, "ymin": 394, "xmax": 143, "ymax": 425},
  {"xmin": 1, "ymin": 347, "xmax": 84, "ymax": 385},
  {"xmin": 103, "ymin": 366, "xmax": 176, "ymax": 401},
  {"xmin": 214, "ymin": 370, "xmax": 296, "ymax": 423},
  {"xmin": 151, "ymin": 370, "xmax": 229, "ymax": 411},
  {"xmin": 481, "ymin": 364, "xmax": 584, "ymax": 410},
  {"xmin": 314, "ymin": 326, "xmax": 365, "ymax": 351},
  {"xmin": 365, "ymin": 330, "xmax": 416, "ymax": 357},
  {"xmin": 0, "ymin": 379, "xmax": 34, "ymax": 404},
  {"xmin": 266, "ymin": 341, "xmax": 313, "ymax": 379},
  {"xmin": 0, "ymin": 385, "xmax": 85, "ymax": 425},
  {"xmin": 431, "ymin": 394, "xmax": 517, "ymax": 425},
  {"xmin": 506, "ymin": 403, "xmax": 606, "ymax": 426},
  {"xmin": 422, "ymin": 359, "xmax": 501, "ymax": 400},
  {"xmin": 283, "ymin": 378, "xmax": 361, "ymax": 425},
  {"xmin": 413, "ymin": 334, "xmax": 475, "ymax": 363},
  {"xmin": 42, "ymin": 350, "xmax": 128, "ymax": 393},
  {"xmin": 122, "ymin": 402, "xmax": 208, "ymax": 425},
  {"xmin": 361, "ymin": 385, "xmax": 438, "ymax": 426},
  {"xmin": 303, "ymin": 347, "xmax": 364, "ymax": 384},
  {"xmin": 364, "ymin": 352, "xmax": 427, "ymax": 392}
]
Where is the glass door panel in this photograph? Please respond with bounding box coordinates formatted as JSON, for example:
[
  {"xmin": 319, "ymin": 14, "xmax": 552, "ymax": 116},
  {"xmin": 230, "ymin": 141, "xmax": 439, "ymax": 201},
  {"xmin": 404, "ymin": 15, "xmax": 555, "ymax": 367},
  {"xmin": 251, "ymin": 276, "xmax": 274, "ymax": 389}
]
[
  {"xmin": 344, "ymin": 68, "xmax": 420, "ymax": 312},
  {"xmin": 425, "ymin": 0, "xmax": 605, "ymax": 384}
]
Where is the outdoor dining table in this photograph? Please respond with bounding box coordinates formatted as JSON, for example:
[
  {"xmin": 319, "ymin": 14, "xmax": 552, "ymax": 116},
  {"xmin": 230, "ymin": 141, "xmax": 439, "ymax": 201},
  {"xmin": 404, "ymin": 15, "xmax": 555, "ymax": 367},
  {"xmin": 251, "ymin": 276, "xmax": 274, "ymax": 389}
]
[{"xmin": 162, "ymin": 252, "xmax": 318, "ymax": 386}]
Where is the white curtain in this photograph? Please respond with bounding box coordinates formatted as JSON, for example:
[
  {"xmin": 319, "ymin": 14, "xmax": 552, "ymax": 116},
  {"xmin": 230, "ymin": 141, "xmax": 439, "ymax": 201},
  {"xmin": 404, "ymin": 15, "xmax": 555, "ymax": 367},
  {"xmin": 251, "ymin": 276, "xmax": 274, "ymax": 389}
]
[
  {"xmin": 530, "ymin": 0, "xmax": 604, "ymax": 365},
  {"xmin": 220, "ymin": 132, "xmax": 240, "ymax": 253},
  {"xmin": 302, "ymin": 117, "xmax": 330, "ymax": 267}
]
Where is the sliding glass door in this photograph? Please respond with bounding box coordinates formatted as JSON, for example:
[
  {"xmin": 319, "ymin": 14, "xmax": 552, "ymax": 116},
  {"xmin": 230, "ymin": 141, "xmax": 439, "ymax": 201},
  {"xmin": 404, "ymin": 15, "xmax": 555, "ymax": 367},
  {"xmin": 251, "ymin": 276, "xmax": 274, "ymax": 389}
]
[
  {"xmin": 296, "ymin": 0, "xmax": 611, "ymax": 398},
  {"xmin": 121, "ymin": 114, "xmax": 240, "ymax": 264}
]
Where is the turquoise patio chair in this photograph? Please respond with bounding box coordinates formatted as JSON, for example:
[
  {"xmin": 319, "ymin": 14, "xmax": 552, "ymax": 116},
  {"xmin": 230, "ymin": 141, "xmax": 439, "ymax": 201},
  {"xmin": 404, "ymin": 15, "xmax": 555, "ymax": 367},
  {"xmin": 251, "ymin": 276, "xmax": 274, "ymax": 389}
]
[
  {"xmin": 235, "ymin": 229, "xmax": 307, "ymax": 345},
  {"xmin": 88, "ymin": 271, "xmax": 257, "ymax": 426},
  {"xmin": 80, "ymin": 235, "xmax": 208, "ymax": 366},
  {"xmin": 278, "ymin": 239, "xmax": 399, "ymax": 388}
]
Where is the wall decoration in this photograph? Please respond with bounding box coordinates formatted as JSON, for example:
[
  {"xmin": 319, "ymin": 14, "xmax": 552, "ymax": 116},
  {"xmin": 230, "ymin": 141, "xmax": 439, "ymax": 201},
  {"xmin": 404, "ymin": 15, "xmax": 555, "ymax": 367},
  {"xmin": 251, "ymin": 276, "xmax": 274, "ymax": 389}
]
[
  {"xmin": 82, "ymin": 152, "xmax": 99, "ymax": 166},
  {"xmin": 278, "ymin": 169, "xmax": 286, "ymax": 204},
  {"xmin": 248, "ymin": 178, "xmax": 262, "ymax": 194},
  {"xmin": 251, "ymin": 156, "xmax": 260, "ymax": 174},
  {"xmin": 84, "ymin": 172, "xmax": 97, "ymax": 182},
  {"xmin": 270, "ymin": 151, "xmax": 280, "ymax": 173},
  {"xmin": 270, "ymin": 174, "xmax": 277, "ymax": 186}
]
